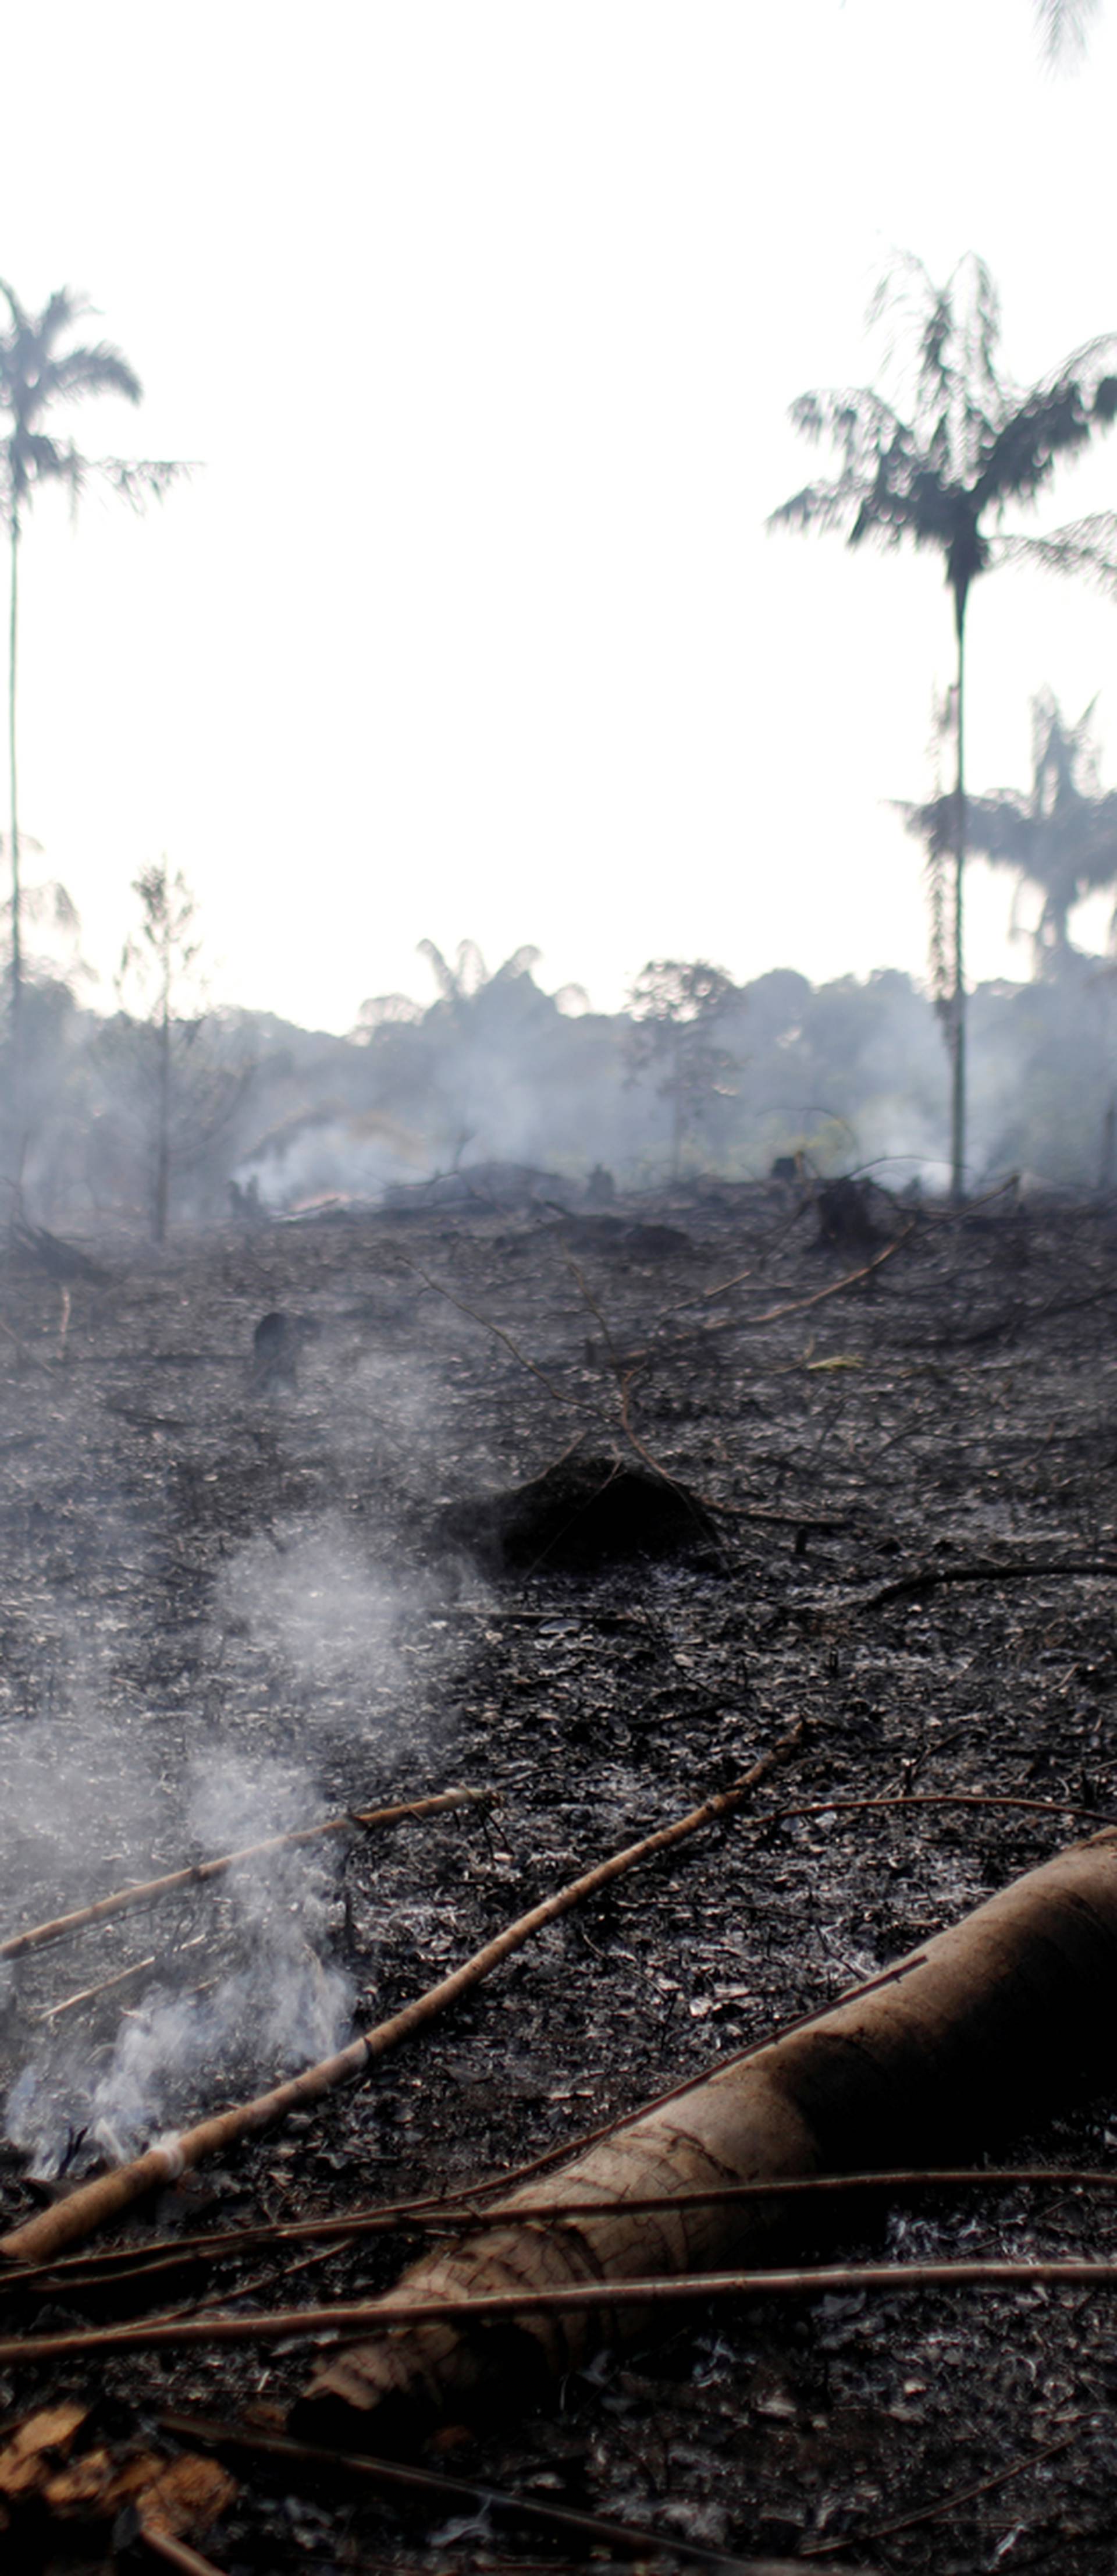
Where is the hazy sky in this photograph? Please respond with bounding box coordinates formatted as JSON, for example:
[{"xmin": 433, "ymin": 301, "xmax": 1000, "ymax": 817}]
[{"xmin": 3, "ymin": 0, "xmax": 1117, "ymax": 1032}]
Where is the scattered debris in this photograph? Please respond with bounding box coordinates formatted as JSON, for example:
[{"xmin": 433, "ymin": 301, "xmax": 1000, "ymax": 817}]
[
  {"xmin": 0, "ymin": 2401, "xmax": 235, "ymax": 2548},
  {"xmin": 384, "ymin": 1161, "xmax": 576, "ymax": 1214}
]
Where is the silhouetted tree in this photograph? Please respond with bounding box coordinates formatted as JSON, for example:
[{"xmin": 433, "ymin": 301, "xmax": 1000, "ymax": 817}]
[
  {"xmin": 0, "ymin": 282, "xmax": 182, "ymax": 1087},
  {"xmin": 111, "ymin": 863, "xmax": 246, "ymax": 1240},
  {"xmin": 627, "ymin": 960, "xmax": 739, "ymax": 1179},
  {"xmin": 771, "ymin": 253, "xmax": 1117, "ymax": 1195},
  {"xmin": 901, "ymin": 691, "xmax": 1117, "ymax": 971}
]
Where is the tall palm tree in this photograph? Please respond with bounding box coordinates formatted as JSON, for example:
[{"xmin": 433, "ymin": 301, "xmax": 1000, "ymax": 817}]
[
  {"xmin": 901, "ymin": 690, "xmax": 1117, "ymax": 970},
  {"xmin": 0, "ymin": 281, "xmax": 180, "ymax": 1092},
  {"xmin": 770, "ymin": 253, "xmax": 1117, "ymax": 1195}
]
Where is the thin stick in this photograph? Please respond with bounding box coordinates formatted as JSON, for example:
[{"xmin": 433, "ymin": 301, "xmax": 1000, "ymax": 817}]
[
  {"xmin": 397, "ymin": 1257, "xmax": 610, "ymax": 1425},
  {"xmin": 158, "ymin": 2412, "xmax": 831, "ymax": 2576},
  {"xmin": 815, "ymin": 1555, "xmax": 1117, "ymax": 1622},
  {"xmin": 694, "ymin": 1226, "xmax": 914, "ymax": 1322},
  {"xmin": 38, "ymin": 1952, "xmax": 159, "ymax": 2022},
  {"xmin": 6, "ymin": 2165, "xmax": 1114, "ymax": 2293},
  {"xmin": 0, "ymin": 1725, "xmax": 804, "ymax": 2266},
  {"xmin": 138, "ymin": 2529, "xmax": 226, "ymax": 2576},
  {"xmin": 6, "ymin": 2254, "xmax": 1117, "ymax": 2365},
  {"xmin": 749, "ymin": 1789, "xmax": 1117, "ymax": 1831},
  {"xmin": 799, "ymin": 2425, "xmax": 1081, "ymax": 2557},
  {"xmin": 0, "ymin": 1787, "xmax": 492, "ymax": 1963}
]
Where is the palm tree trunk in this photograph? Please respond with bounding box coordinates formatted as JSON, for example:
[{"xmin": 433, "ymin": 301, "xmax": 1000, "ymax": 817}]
[
  {"xmin": 8, "ymin": 503, "xmax": 22, "ymax": 1097},
  {"xmin": 155, "ymin": 966, "xmax": 170, "ymax": 1243},
  {"xmin": 950, "ymin": 589, "xmax": 967, "ymax": 1201},
  {"xmin": 670, "ymin": 1025, "xmax": 683, "ymax": 1181}
]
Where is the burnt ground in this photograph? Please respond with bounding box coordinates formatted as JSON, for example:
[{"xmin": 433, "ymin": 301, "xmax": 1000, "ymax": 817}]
[{"xmin": 3, "ymin": 1182, "xmax": 1117, "ymax": 2569}]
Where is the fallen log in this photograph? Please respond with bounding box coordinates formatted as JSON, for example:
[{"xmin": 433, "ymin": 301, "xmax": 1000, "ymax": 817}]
[{"xmin": 294, "ymin": 1828, "xmax": 1117, "ymax": 2444}]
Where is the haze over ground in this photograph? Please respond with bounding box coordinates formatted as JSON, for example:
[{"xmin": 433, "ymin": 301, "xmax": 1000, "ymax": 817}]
[{"xmin": 3, "ymin": 0, "xmax": 1116, "ymax": 1033}]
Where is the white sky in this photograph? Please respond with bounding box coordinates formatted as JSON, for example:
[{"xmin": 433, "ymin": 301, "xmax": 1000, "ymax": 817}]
[{"xmin": 2, "ymin": 0, "xmax": 1117, "ymax": 1032}]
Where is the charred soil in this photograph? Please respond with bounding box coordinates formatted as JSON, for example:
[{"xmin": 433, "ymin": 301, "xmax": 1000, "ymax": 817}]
[{"xmin": 2, "ymin": 1183, "xmax": 1117, "ymax": 2568}]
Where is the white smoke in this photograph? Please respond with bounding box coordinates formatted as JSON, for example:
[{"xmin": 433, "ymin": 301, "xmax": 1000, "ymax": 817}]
[{"xmin": 5, "ymin": 1751, "xmax": 354, "ymax": 2179}]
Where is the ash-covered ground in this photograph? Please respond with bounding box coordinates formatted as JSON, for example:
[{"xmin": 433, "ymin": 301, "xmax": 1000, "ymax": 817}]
[{"xmin": 3, "ymin": 1180, "xmax": 1117, "ymax": 2571}]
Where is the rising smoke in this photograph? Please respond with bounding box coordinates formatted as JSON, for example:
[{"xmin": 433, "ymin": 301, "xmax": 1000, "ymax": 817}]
[{"xmin": 6, "ymin": 1752, "xmax": 354, "ymax": 2180}]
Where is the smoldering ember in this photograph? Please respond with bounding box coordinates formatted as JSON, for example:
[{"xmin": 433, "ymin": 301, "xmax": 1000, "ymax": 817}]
[{"xmin": 6, "ymin": 1149, "xmax": 1117, "ymax": 2575}]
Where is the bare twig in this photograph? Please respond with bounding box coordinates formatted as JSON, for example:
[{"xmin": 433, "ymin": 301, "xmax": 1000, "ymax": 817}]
[
  {"xmin": 7, "ymin": 2166, "xmax": 1114, "ymax": 2293},
  {"xmin": 8, "ymin": 2254, "xmax": 1117, "ymax": 2365},
  {"xmin": 397, "ymin": 1255, "xmax": 611, "ymax": 1425},
  {"xmin": 158, "ymin": 2411, "xmax": 829, "ymax": 2576},
  {"xmin": 0, "ymin": 1787, "xmax": 493, "ymax": 1963},
  {"xmin": 808, "ymin": 1555, "xmax": 1117, "ymax": 1627},
  {"xmin": 750, "ymin": 1789, "xmax": 1117, "ymax": 1831},
  {"xmin": 692, "ymin": 1226, "xmax": 915, "ymax": 1322},
  {"xmin": 563, "ymin": 1251, "xmax": 628, "ymax": 1376},
  {"xmin": 38, "ymin": 1952, "xmax": 159, "ymax": 2023},
  {"xmin": 138, "ymin": 2529, "xmax": 226, "ymax": 2576},
  {"xmin": 0, "ymin": 1725, "xmax": 805, "ymax": 2265},
  {"xmin": 799, "ymin": 2424, "xmax": 1082, "ymax": 2556}
]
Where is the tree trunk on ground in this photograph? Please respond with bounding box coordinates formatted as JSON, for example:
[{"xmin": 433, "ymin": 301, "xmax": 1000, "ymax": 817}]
[{"xmin": 294, "ymin": 1829, "xmax": 1117, "ymax": 2446}]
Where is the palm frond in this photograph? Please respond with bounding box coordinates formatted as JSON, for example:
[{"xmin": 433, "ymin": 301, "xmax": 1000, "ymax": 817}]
[
  {"xmin": 4, "ymin": 431, "xmax": 84, "ymax": 512},
  {"xmin": 36, "ymin": 287, "xmax": 94, "ymax": 341},
  {"xmin": 972, "ymin": 367, "xmax": 1117, "ymax": 518},
  {"xmin": 1036, "ymin": 0, "xmax": 1101, "ymax": 65},
  {"xmin": 991, "ymin": 510, "xmax": 1117, "ymax": 594},
  {"xmin": 8, "ymin": 879, "xmax": 81, "ymax": 931},
  {"xmin": 902, "ymin": 683, "xmax": 1117, "ymax": 968},
  {"xmin": 417, "ymin": 938, "xmax": 457, "ymax": 1003},
  {"xmin": 1028, "ymin": 336, "xmax": 1117, "ymax": 409},
  {"xmin": 766, "ymin": 478, "xmax": 861, "ymax": 538},
  {"xmin": 102, "ymin": 457, "xmax": 188, "ymax": 508},
  {"xmin": 0, "ymin": 278, "xmax": 30, "ymax": 335},
  {"xmin": 45, "ymin": 345, "xmax": 142, "ymax": 408}
]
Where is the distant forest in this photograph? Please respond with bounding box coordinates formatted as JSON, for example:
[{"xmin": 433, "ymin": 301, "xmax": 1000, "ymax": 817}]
[{"xmin": 9, "ymin": 939, "xmax": 1117, "ymax": 1234}]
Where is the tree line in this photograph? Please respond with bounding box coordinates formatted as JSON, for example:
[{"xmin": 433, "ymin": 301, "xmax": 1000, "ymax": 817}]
[
  {"xmin": 7, "ymin": 184, "xmax": 1117, "ymax": 1230},
  {"xmin": 11, "ymin": 932, "xmax": 1117, "ymax": 1237}
]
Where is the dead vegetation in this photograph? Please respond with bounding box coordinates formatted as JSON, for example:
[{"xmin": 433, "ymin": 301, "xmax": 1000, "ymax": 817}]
[{"xmin": 2, "ymin": 1180, "xmax": 1117, "ymax": 2568}]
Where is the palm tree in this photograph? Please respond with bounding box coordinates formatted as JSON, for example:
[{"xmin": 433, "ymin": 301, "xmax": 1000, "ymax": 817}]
[
  {"xmin": 0, "ymin": 281, "xmax": 180, "ymax": 1091},
  {"xmin": 901, "ymin": 690, "xmax": 1117, "ymax": 971},
  {"xmin": 416, "ymin": 938, "xmax": 544, "ymax": 1016},
  {"xmin": 1037, "ymin": 0, "xmax": 1101, "ymax": 59},
  {"xmin": 770, "ymin": 253, "xmax": 1117, "ymax": 1195}
]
